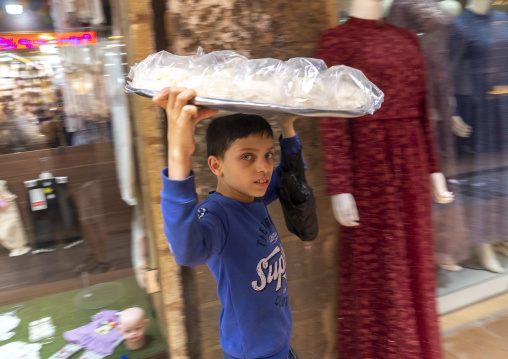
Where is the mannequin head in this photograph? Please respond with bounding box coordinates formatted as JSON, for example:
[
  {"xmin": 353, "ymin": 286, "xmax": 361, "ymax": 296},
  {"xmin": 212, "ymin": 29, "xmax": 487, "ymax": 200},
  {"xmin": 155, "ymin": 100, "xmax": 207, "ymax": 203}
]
[
  {"xmin": 439, "ymin": 0, "xmax": 462, "ymax": 17},
  {"xmin": 467, "ymin": 0, "xmax": 493, "ymax": 14},
  {"xmin": 117, "ymin": 307, "xmax": 150, "ymax": 350}
]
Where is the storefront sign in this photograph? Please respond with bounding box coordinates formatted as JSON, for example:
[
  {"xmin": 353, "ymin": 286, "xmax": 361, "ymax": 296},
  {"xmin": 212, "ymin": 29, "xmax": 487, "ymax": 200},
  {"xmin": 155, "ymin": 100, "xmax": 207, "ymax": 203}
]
[{"xmin": 0, "ymin": 31, "xmax": 97, "ymax": 51}]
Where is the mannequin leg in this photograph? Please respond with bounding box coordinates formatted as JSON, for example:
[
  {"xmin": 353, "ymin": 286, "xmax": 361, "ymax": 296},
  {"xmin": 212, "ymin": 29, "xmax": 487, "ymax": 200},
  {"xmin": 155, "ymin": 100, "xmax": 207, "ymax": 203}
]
[
  {"xmin": 475, "ymin": 243, "xmax": 504, "ymax": 273},
  {"xmin": 493, "ymin": 242, "xmax": 508, "ymax": 257}
]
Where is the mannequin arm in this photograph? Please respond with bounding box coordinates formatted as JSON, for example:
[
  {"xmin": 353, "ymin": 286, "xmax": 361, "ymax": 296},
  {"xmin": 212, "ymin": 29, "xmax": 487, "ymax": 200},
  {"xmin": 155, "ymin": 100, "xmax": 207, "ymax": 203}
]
[
  {"xmin": 430, "ymin": 172, "xmax": 454, "ymax": 204},
  {"xmin": 331, "ymin": 193, "xmax": 359, "ymax": 227},
  {"xmin": 451, "ymin": 115, "xmax": 472, "ymax": 137}
]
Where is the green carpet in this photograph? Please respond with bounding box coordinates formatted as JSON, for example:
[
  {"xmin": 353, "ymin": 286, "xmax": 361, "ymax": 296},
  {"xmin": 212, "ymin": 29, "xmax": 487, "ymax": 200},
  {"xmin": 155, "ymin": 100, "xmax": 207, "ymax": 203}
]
[{"xmin": 0, "ymin": 277, "xmax": 166, "ymax": 358}]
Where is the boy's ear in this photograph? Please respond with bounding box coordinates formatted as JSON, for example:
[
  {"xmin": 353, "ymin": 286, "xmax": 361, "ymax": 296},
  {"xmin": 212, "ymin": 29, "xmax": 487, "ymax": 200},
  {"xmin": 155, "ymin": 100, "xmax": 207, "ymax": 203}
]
[{"xmin": 208, "ymin": 156, "xmax": 223, "ymax": 176}]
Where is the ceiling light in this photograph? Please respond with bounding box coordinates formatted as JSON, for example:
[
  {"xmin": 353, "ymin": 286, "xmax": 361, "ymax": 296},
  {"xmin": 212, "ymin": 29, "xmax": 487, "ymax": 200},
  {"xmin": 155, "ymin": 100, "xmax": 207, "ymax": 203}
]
[{"xmin": 5, "ymin": 4, "xmax": 23, "ymax": 15}]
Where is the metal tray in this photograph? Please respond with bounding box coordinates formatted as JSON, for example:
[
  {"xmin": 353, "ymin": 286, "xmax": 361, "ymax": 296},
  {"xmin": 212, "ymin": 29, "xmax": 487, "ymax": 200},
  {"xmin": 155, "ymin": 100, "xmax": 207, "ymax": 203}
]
[{"xmin": 125, "ymin": 85, "xmax": 367, "ymax": 118}]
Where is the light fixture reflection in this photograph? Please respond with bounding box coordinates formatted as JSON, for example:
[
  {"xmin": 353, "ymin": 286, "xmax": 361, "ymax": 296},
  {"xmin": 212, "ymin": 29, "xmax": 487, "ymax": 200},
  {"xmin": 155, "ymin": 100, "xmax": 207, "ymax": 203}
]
[{"xmin": 5, "ymin": 4, "xmax": 23, "ymax": 15}]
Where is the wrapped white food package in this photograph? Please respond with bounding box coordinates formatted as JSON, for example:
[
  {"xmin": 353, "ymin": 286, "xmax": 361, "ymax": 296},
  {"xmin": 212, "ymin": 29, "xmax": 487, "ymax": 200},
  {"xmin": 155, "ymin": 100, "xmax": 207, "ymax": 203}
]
[{"xmin": 128, "ymin": 47, "xmax": 384, "ymax": 117}]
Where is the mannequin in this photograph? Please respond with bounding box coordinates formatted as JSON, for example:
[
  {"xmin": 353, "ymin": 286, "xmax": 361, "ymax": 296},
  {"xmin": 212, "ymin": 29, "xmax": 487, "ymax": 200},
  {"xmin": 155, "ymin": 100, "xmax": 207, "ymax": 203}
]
[
  {"xmin": 385, "ymin": 0, "xmax": 470, "ymax": 271},
  {"xmin": 0, "ymin": 181, "xmax": 31, "ymax": 257},
  {"xmin": 439, "ymin": 0, "xmax": 462, "ymax": 17},
  {"xmin": 331, "ymin": 5, "xmax": 453, "ymax": 229},
  {"xmin": 117, "ymin": 307, "xmax": 150, "ymax": 350},
  {"xmin": 449, "ymin": 0, "xmax": 508, "ymax": 273},
  {"xmin": 317, "ymin": 0, "xmax": 452, "ymax": 357}
]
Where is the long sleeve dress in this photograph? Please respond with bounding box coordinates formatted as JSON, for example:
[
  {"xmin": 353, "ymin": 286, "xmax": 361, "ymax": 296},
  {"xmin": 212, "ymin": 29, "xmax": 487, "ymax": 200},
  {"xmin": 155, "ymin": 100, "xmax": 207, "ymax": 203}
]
[
  {"xmin": 387, "ymin": 0, "xmax": 470, "ymax": 268},
  {"xmin": 449, "ymin": 9, "xmax": 508, "ymax": 246},
  {"xmin": 316, "ymin": 17, "xmax": 442, "ymax": 359},
  {"xmin": 450, "ymin": 9, "xmax": 508, "ymax": 156}
]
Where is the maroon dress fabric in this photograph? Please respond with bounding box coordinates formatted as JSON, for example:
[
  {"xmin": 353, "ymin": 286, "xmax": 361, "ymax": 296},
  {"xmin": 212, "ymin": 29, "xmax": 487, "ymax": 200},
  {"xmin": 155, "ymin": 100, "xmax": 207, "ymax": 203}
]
[{"xmin": 316, "ymin": 17, "xmax": 442, "ymax": 359}]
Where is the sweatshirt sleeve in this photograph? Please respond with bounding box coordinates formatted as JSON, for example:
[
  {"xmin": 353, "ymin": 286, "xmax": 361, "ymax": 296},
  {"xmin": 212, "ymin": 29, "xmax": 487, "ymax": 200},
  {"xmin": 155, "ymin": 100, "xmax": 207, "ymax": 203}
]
[
  {"xmin": 160, "ymin": 169, "xmax": 226, "ymax": 267},
  {"xmin": 263, "ymin": 134, "xmax": 302, "ymax": 204}
]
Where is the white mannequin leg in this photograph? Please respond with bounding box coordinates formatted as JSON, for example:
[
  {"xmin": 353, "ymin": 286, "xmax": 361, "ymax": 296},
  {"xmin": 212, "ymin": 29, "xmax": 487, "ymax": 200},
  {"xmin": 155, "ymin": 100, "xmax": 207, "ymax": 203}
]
[{"xmin": 475, "ymin": 243, "xmax": 504, "ymax": 273}]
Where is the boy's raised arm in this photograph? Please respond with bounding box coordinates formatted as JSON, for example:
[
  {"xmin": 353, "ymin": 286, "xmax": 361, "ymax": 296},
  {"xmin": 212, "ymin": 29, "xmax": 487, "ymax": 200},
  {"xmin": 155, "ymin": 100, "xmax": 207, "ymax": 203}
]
[
  {"xmin": 154, "ymin": 87, "xmax": 219, "ymax": 267},
  {"xmin": 153, "ymin": 87, "xmax": 218, "ymax": 179}
]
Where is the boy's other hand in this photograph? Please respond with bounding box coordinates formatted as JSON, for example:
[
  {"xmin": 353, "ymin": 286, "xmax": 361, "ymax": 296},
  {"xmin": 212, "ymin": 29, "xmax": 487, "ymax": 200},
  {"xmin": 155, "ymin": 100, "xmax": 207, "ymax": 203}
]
[
  {"xmin": 153, "ymin": 87, "xmax": 218, "ymax": 180},
  {"xmin": 278, "ymin": 115, "xmax": 298, "ymax": 139}
]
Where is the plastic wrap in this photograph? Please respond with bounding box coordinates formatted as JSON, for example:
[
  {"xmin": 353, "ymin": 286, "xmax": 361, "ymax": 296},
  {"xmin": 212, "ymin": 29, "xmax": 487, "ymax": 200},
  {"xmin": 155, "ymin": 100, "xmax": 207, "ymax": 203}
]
[{"xmin": 127, "ymin": 48, "xmax": 384, "ymax": 117}]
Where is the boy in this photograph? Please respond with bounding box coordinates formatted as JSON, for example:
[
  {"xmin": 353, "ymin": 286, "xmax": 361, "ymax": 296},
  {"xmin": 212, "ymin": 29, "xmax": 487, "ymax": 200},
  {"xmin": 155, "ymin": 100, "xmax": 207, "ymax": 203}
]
[{"xmin": 154, "ymin": 87, "xmax": 301, "ymax": 359}]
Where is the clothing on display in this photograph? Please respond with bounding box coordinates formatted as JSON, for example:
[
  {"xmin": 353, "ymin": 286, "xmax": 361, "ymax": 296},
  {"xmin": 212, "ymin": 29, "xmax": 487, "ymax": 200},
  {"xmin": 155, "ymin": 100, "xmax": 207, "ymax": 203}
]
[
  {"xmin": 0, "ymin": 115, "xmax": 28, "ymax": 154},
  {"xmin": 48, "ymin": 343, "xmax": 85, "ymax": 359},
  {"xmin": 104, "ymin": 48, "xmax": 137, "ymax": 206},
  {"xmin": 450, "ymin": 9, "xmax": 508, "ymax": 155},
  {"xmin": 386, "ymin": 0, "xmax": 470, "ymax": 268},
  {"xmin": 449, "ymin": 9, "xmax": 508, "ymax": 247},
  {"xmin": 29, "ymin": 317, "xmax": 56, "ymax": 342},
  {"xmin": 0, "ymin": 341, "xmax": 44, "ymax": 359},
  {"xmin": 131, "ymin": 204, "xmax": 148, "ymax": 288},
  {"xmin": 0, "ymin": 180, "xmax": 31, "ymax": 257},
  {"xmin": 74, "ymin": 0, "xmax": 106, "ymax": 25},
  {"xmin": 63, "ymin": 310, "xmax": 121, "ymax": 356},
  {"xmin": 317, "ymin": 16, "xmax": 441, "ymax": 359},
  {"xmin": 0, "ymin": 306, "xmax": 22, "ymax": 341},
  {"xmin": 26, "ymin": 177, "xmax": 82, "ymax": 253}
]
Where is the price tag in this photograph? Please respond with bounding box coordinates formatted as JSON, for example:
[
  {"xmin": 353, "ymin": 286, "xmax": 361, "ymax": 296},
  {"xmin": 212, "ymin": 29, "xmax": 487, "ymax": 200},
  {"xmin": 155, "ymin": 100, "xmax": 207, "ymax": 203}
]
[{"xmin": 29, "ymin": 188, "xmax": 47, "ymax": 211}]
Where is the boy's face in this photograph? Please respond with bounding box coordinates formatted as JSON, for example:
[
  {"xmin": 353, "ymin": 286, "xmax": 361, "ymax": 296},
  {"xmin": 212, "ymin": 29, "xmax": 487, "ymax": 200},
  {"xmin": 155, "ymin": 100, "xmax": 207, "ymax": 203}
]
[{"xmin": 210, "ymin": 133, "xmax": 274, "ymax": 203}]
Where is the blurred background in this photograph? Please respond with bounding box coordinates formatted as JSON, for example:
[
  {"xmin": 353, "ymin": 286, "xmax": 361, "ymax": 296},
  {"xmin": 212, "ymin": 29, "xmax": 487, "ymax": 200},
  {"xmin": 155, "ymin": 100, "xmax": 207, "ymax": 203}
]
[{"xmin": 0, "ymin": 1, "xmax": 507, "ymax": 359}]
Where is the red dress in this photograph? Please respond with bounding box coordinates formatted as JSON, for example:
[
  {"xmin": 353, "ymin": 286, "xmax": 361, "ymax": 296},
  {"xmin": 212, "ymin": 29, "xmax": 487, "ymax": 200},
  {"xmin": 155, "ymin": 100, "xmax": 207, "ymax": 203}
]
[{"xmin": 316, "ymin": 17, "xmax": 441, "ymax": 359}]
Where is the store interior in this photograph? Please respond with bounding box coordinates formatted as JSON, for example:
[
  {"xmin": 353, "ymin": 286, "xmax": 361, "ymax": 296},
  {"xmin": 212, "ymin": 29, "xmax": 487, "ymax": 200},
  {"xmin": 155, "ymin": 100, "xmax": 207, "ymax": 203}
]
[{"xmin": 0, "ymin": 19, "xmax": 166, "ymax": 358}]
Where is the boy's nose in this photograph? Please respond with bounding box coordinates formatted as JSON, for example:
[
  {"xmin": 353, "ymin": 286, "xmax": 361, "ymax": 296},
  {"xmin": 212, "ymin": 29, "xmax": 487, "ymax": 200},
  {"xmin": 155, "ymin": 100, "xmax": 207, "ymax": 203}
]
[{"xmin": 256, "ymin": 158, "xmax": 271, "ymax": 172}]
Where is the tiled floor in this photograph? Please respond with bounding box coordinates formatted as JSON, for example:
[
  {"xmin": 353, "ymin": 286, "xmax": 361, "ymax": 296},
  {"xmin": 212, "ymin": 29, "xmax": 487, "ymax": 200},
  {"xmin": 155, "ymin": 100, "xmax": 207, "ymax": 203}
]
[{"xmin": 440, "ymin": 292, "xmax": 508, "ymax": 359}]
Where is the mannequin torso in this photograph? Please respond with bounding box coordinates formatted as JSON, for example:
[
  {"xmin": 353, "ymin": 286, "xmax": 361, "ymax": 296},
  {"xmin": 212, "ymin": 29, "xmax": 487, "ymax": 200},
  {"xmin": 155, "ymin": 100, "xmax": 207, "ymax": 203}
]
[{"xmin": 331, "ymin": 0, "xmax": 453, "ymax": 228}]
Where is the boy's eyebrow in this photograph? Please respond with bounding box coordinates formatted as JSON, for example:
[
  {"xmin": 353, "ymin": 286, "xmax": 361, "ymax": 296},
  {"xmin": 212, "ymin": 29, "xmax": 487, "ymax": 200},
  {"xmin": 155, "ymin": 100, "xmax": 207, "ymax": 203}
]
[{"xmin": 236, "ymin": 146, "xmax": 275, "ymax": 152}]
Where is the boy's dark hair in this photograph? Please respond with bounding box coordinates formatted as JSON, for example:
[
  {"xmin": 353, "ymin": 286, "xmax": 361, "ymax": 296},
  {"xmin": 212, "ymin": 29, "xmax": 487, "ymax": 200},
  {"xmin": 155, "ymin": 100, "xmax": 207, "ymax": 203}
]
[{"xmin": 206, "ymin": 114, "xmax": 273, "ymax": 158}]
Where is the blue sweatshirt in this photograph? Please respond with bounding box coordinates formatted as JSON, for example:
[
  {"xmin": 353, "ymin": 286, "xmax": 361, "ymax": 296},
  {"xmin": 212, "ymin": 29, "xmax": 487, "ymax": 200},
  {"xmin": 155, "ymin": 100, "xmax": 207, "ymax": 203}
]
[{"xmin": 160, "ymin": 135, "xmax": 301, "ymax": 359}]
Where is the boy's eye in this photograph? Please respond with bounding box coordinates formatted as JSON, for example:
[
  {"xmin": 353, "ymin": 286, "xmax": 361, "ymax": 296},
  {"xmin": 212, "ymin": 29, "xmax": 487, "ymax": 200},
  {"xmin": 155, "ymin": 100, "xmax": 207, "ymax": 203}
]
[
  {"xmin": 265, "ymin": 152, "xmax": 274, "ymax": 159},
  {"xmin": 242, "ymin": 154, "xmax": 253, "ymax": 160}
]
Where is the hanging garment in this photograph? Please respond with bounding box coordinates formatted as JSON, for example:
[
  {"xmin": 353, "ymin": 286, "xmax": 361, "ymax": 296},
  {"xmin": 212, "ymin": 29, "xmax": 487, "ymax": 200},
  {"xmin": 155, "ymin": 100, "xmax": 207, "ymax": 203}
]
[
  {"xmin": 449, "ymin": 10, "xmax": 508, "ymax": 246},
  {"xmin": 0, "ymin": 342, "xmax": 43, "ymax": 359},
  {"xmin": 386, "ymin": 0, "xmax": 470, "ymax": 268},
  {"xmin": 104, "ymin": 48, "xmax": 137, "ymax": 206},
  {"xmin": 0, "ymin": 306, "xmax": 22, "ymax": 341},
  {"xmin": 74, "ymin": 0, "xmax": 105, "ymax": 25},
  {"xmin": 317, "ymin": 17, "xmax": 441, "ymax": 359},
  {"xmin": 131, "ymin": 204, "xmax": 148, "ymax": 288},
  {"xmin": 63, "ymin": 310, "xmax": 121, "ymax": 356},
  {"xmin": 27, "ymin": 178, "xmax": 82, "ymax": 253},
  {"xmin": 0, "ymin": 180, "xmax": 31, "ymax": 257}
]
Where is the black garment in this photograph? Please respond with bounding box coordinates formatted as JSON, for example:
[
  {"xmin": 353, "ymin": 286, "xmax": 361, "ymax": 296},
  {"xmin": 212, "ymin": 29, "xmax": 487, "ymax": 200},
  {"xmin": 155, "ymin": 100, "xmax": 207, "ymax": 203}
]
[{"xmin": 27, "ymin": 178, "xmax": 81, "ymax": 253}]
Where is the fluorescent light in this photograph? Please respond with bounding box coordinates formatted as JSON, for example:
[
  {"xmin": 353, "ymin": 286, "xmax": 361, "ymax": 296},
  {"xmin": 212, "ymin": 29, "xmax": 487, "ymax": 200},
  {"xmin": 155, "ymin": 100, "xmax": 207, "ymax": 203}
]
[
  {"xmin": 40, "ymin": 45, "xmax": 58, "ymax": 54},
  {"xmin": 5, "ymin": 4, "xmax": 23, "ymax": 15}
]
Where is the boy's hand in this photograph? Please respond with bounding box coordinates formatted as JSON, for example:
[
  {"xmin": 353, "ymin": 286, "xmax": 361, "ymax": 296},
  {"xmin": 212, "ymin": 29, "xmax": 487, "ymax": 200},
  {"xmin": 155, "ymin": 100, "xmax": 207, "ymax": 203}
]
[
  {"xmin": 278, "ymin": 115, "xmax": 298, "ymax": 138},
  {"xmin": 153, "ymin": 87, "xmax": 218, "ymax": 180}
]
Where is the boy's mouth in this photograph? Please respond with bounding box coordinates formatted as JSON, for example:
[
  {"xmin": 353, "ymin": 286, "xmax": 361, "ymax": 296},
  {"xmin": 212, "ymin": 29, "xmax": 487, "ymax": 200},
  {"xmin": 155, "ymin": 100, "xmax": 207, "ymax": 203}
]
[{"xmin": 254, "ymin": 179, "xmax": 270, "ymax": 185}]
